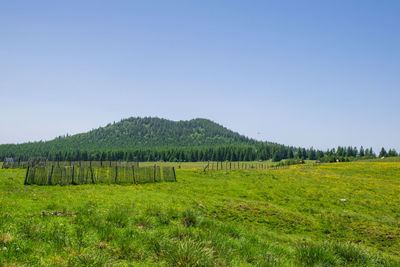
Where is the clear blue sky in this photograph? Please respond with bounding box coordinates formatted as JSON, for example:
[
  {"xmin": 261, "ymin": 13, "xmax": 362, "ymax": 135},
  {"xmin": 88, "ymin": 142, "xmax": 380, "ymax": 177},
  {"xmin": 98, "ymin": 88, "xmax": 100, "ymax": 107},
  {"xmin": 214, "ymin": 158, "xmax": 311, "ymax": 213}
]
[{"xmin": 1, "ymin": 0, "xmax": 399, "ymax": 152}]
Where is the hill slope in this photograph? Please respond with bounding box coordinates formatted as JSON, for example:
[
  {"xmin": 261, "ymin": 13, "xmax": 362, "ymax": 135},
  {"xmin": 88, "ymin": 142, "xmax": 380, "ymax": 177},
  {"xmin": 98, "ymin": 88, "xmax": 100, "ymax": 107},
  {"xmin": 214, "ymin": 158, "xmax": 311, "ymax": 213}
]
[
  {"xmin": 55, "ymin": 117, "xmax": 255, "ymax": 149},
  {"xmin": 0, "ymin": 117, "xmax": 260, "ymax": 158}
]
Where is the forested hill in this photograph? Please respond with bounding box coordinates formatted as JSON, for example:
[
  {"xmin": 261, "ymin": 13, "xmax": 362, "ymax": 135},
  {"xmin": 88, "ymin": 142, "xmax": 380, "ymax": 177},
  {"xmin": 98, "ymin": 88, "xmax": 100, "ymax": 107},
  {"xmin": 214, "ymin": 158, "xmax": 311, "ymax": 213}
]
[
  {"xmin": 0, "ymin": 117, "xmax": 258, "ymax": 157},
  {"xmin": 52, "ymin": 117, "xmax": 256, "ymax": 149},
  {"xmin": 1, "ymin": 117, "xmax": 386, "ymax": 162}
]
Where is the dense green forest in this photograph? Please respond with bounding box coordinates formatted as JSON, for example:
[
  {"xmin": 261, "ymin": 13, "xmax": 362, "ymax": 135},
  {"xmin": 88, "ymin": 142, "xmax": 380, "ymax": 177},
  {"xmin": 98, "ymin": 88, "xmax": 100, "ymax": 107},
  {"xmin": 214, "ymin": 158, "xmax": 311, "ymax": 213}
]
[{"xmin": 0, "ymin": 117, "xmax": 398, "ymax": 162}]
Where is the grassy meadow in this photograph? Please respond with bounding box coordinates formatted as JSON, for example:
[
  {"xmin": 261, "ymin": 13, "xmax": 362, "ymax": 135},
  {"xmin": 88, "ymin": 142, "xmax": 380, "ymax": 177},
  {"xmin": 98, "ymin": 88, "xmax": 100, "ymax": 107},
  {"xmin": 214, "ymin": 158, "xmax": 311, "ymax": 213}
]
[{"xmin": 0, "ymin": 162, "xmax": 399, "ymax": 266}]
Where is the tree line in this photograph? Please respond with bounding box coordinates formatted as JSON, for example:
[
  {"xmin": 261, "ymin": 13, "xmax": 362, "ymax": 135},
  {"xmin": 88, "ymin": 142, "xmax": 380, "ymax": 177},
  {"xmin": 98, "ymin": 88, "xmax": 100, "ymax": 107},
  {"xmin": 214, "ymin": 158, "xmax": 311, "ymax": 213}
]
[{"xmin": 1, "ymin": 143, "xmax": 397, "ymax": 163}]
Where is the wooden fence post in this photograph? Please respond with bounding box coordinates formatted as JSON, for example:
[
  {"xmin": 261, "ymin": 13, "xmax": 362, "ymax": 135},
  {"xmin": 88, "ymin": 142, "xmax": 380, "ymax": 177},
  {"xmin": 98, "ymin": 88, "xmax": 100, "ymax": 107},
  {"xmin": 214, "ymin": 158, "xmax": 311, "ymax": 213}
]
[
  {"xmin": 33, "ymin": 169, "xmax": 36, "ymax": 183},
  {"xmin": 48, "ymin": 165, "xmax": 54, "ymax": 185},
  {"xmin": 172, "ymin": 167, "xmax": 177, "ymax": 182},
  {"xmin": 91, "ymin": 167, "xmax": 94, "ymax": 184},
  {"xmin": 203, "ymin": 161, "xmax": 209, "ymax": 172},
  {"xmin": 63, "ymin": 167, "xmax": 67, "ymax": 185},
  {"xmin": 132, "ymin": 166, "xmax": 136, "ymax": 184},
  {"xmin": 115, "ymin": 166, "xmax": 118, "ymax": 184},
  {"xmin": 72, "ymin": 165, "xmax": 75, "ymax": 185},
  {"xmin": 24, "ymin": 166, "xmax": 30, "ymax": 185},
  {"xmin": 153, "ymin": 164, "xmax": 156, "ymax": 182},
  {"xmin": 33, "ymin": 168, "xmax": 36, "ymax": 184}
]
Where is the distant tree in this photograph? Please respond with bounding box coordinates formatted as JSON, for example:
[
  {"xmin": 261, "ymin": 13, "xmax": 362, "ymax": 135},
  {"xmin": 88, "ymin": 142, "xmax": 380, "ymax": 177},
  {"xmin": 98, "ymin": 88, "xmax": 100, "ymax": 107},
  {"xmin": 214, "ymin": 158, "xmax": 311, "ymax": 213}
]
[
  {"xmin": 359, "ymin": 146, "xmax": 365, "ymax": 157},
  {"xmin": 369, "ymin": 147, "xmax": 375, "ymax": 157},
  {"xmin": 316, "ymin": 150, "xmax": 324, "ymax": 159},
  {"xmin": 337, "ymin": 147, "xmax": 344, "ymax": 157},
  {"xmin": 388, "ymin": 149, "xmax": 398, "ymax": 157},
  {"xmin": 379, "ymin": 147, "xmax": 387, "ymax": 158},
  {"xmin": 353, "ymin": 147, "xmax": 358, "ymax": 157},
  {"xmin": 300, "ymin": 148, "xmax": 307, "ymax": 159},
  {"xmin": 288, "ymin": 149, "xmax": 294, "ymax": 159},
  {"xmin": 308, "ymin": 147, "xmax": 316, "ymax": 160},
  {"xmin": 272, "ymin": 151, "xmax": 282, "ymax": 162}
]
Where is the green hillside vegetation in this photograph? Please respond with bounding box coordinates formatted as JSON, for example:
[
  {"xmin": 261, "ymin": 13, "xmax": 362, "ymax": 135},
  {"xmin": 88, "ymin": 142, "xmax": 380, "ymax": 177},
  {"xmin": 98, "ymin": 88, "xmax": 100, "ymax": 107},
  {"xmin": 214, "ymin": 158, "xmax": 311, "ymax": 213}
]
[
  {"xmin": 0, "ymin": 117, "xmax": 397, "ymax": 162},
  {"xmin": 0, "ymin": 117, "xmax": 294, "ymax": 161},
  {"xmin": 0, "ymin": 162, "xmax": 399, "ymax": 266},
  {"xmin": 51, "ymin": 117, "xmax": 255, "ymax": 148},
  {"xmin": 0, "ymin": 117, "xmax": 254, "ymax": 150}
]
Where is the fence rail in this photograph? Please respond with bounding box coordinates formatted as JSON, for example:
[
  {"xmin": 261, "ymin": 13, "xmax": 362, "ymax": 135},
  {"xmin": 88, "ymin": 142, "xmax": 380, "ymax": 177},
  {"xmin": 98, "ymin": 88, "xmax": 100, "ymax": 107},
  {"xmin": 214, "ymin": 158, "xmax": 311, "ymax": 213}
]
[{"xmin": 24, "ymin": 165, "xmax": 176, "ymax": 186}]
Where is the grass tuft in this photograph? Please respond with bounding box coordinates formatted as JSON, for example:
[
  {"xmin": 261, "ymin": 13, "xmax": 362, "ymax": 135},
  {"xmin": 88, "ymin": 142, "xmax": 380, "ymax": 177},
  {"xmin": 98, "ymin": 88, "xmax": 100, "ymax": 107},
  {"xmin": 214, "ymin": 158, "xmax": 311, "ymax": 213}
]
[
  {"xmin": 296, "ymin": 242, "xmax": 341, "ymax": 266},
  {"xmin": 163, "ymin": 237, "xmax": 214, "ymax": 266},
  {"xmin": 181, "ymin": 209, "xmax": 201, "ymax": 227}
]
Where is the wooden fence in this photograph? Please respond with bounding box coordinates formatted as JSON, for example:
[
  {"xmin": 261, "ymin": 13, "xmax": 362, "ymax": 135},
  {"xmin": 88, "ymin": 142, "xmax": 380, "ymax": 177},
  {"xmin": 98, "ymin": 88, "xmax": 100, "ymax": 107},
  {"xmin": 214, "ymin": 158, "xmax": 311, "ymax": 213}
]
[
  {"xmin": 202, "ymin": 161, "xmax": 321, "ymax": 172},
  {"xmin": 24, "ymin": 165, "xmax": 176, "ymax": 185}
]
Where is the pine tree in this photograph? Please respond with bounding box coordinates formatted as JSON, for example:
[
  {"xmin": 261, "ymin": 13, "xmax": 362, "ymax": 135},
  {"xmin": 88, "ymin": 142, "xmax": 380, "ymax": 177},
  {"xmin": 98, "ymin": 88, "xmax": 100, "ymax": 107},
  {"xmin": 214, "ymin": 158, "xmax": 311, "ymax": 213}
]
[
  {"xmin": 272, "ymin": 151, "xmax": 281, "ymax": 162},
  {"xmin": 308, "ymin": 147, "xmax": 316, "ymax": 160},
  {"xmin": 379, "ymin": 147, "xmax": 387, "ymax": 158},
  {"xmin": 388, "ymin": 149, "xmax": 398, "ymax": 157},
  {"xmin": 359, "ymin": 146, "xmax": 365, "ymax": 157}
]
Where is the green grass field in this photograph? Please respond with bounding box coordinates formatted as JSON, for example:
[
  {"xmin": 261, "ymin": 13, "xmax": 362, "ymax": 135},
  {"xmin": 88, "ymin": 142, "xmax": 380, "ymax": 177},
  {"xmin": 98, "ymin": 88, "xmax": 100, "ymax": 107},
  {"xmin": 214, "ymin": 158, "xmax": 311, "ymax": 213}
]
[
  {"xmin": 0, "ymin": 162, "xmax": 399, "ymax": 266},
  {"xmin": 358, "ymin": 157, "xmax": 400, "ymax": 162}
]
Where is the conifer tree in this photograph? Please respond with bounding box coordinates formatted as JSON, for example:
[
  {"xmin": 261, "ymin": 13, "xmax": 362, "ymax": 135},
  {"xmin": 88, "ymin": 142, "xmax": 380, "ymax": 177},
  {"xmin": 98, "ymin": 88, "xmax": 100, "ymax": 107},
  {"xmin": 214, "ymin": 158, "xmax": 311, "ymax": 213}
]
[
  {"xmin": 359, "ymin": 146, "xmax": 365, "ymax": 157},
  {"xmin": 379, "ymin": 147, "xmax": 387, "ymax": 158}
]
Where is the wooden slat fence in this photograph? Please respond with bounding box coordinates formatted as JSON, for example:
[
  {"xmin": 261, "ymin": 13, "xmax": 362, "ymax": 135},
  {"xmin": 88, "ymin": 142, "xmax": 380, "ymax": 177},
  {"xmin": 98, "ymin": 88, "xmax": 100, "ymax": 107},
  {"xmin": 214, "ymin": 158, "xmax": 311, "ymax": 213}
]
[{"xmin": 24, "ymin": 165, "xmax": 176, "ymax": 186}]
